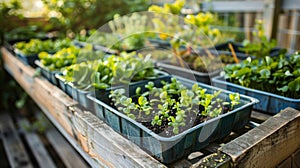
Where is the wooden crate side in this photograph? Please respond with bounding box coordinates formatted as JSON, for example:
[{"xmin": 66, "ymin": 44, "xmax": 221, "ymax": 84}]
[{"xmin": 220, "ymin": 107, "xmax": 300, "ymax": 168}]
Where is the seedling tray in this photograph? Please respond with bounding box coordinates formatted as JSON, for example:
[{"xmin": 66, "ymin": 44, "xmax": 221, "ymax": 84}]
[
  {"xmin": 73, "ymin": 40, "xmax": 118, "ymax": 54},
  {"xmin": 214, "ymin": 41, "xmax": 283, "ymax": 59},
  {"xmin": 95, "ymin": 69, "xmax": 171, "ymax": 101},
  {"xmin": 88, "ymin": 76, "xmax": 257, "ymax": 164},
  {"xmin": 212, "ymin": 76, "xmax": 300, "ymax": 114},
  {"xmin": 35, "ymin": 60, "xmax": 60, "ymax": 86},
  {"xmin": 14, "ymin": 50, "xmax": 38, "ymax": 67},
  {"xmin": 156, "ymin": 62, "xmax": 221, "ymax": 85},
  {"xmin": 147, "ymin": 38, "xmax": 171, "ymax": 48},
  {"xmin": 56, "ymin": 70, "xmax": 171, "ymax": 109}
]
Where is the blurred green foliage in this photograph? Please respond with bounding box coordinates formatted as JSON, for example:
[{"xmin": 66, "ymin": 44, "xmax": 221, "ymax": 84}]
[
  {"xmin": 0, "ymin": 0, "xmax": 23, "ymax": 44},
  {"xmin": 42, "ymin": 0, "xmax": 151, "ymax": 32}
]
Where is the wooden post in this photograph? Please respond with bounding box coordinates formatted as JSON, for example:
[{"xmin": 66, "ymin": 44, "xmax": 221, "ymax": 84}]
[
  {"xmin": 263, "ymin": 0, "xmax": 282, "ymax": 40},
  {"xmin": 244, "ymin": 12, "xmax": 255, "ymax": 41},
  {"xmin": 288, "ymin": 10, "xmax": 300, "ymax": 51},
  {"xmin": 277, "ymin": 11, "xmax": 290, "ymax": 48}
]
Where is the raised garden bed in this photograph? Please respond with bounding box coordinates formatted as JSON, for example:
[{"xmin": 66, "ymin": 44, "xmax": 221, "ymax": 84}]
[
  {"xmin": 3, "ymin": 46, "xmax": 300, "ymax": 167},
  {"xmin": 88, "ymin": 76, "xmax": 258, "ymax": 164}
]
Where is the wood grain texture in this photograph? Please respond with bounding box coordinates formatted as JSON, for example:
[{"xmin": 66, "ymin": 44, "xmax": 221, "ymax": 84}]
[
  {"xmin": 0, "ymin": 113, "xmax": 33, "ymax": 168},
  {"xmin": 1, "ymin": 47, "xmax": 165, "ymax": 168},
  {"xmin": 70, "ymin": 106, "xmax": 166, "ymax": 168},
  {"xmin": 220, "ymin": 107, "xmax": 300, "ymax": 168},
  {"xmin": 251, "ymin": 111, "xmax": 272, "ymax": 123},
  {"xmin": 17, "ymin": 119, "xmax": 56, "ymax": 168},
  {"xmin": 45, "ymin": 127, "xmax": 89, "ymax": 168}
]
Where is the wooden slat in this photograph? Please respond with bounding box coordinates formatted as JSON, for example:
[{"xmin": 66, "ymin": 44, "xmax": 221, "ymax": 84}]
[
  {"xmin": 17, "ymin": 119, "xmax": 56, "ymax": 168},
  {"xmin": 220, "ymin": 107, "xmax": 300, "ymax": 167},
  {"xmin": 288, "ymin": 10, "xmax": 300, "ymax": 51},
  {"xmin": 71, "ymin": 106, "xmax": 166, "ymax": 168},
  {"xmin": 277, "ymin": 12, "xmax": 290, "ymax": 48},
  {"xmin": 201, "ymin": 1, "xmax": 265, "ymax": 12},
  {"xmin": 1, "ymin": 47, "xmax": 164, "ymax": 167},
  {"xmin": 191, "ymin": 153, "xmax": 231, "ymax": 168},
  {"xmin": 201, "ymin": 0, "xmax": 300, "ymax": 12},
  {"xmin": 282, "ymin": 0, "xmax": 300, "ymax": 10},
  {"xmin": 251, "ymin": 111, "xmax": 272, "ymax": 123},
  {"xmin": 45, "ymin": 127, "xmax": 89, "ymax": 168},
  {"xmin": 244, "ymin": 12, "xmax": 255, "ymax": 41},
  {"xmin": 0, "ymin": 113, "xmax": 33, "ymax": 168}
]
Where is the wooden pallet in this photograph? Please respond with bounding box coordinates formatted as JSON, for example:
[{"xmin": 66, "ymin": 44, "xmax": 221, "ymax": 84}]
[
  {"xmin": 2, "ymin": 47, "xmax": 300, "ymax": 167},
  {"xmin": 0, "ymin": 110, "xmax": 89, "ymax": 168}
]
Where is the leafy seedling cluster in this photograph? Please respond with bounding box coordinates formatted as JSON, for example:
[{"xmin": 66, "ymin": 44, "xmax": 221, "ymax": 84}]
[
  {"xmin": 62, "ymin": 51, "xmax": 157, "ymax": 90},
  {"xmin": 15, "ymin": 38, "xmax": 72, "ymax": 56},
  {"xmin": 240, "ymin": 20, "xmax": 283, "ymax": 58},
  {"xmin": 223, "ymin": 52, "xmax": 300, "ymax": 99},
  {"xmin": 110, "ymin": 78, "xmax": 240, "ymax": 136}
]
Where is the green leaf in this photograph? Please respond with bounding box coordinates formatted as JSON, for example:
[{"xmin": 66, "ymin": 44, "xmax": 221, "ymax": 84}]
[
  {"xmin": 259, "ymin": 69, "xmax": 271, "ymax": 78},
  {"xmin": 173, "ymin": 127, "xmax": 179, "ymax": 134},
  {"xmin": 277, "ymin": 85, "xmax": 289, "ymax": 92},
  {"xmin": 138, "ymin": 96, "xmax": 147, "ymax": 106},
  {"xmin": 288, "ymin": 78, "xmax": 300, "ymax": 92},
  {"xmin": 136, "ymin": 87, "xmax": 141, "ymax": 95},
  {"xmin": 264, "ymin": 56, "xmax": 272, "ymax": 66},
  {"xmin": 285, "ymin": 70, "xmax": 293, "ymax": 77}
]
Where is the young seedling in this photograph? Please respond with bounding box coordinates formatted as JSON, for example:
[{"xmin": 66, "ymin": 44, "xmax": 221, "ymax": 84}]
[{"xmin": 110, "ymin": 78, "xmax": 241, "ymax": 135}]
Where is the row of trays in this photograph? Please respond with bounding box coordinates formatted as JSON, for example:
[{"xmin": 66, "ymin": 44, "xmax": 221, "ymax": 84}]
[
  {"xmin": 44, "ymin": 65, "xmax": 257, "ymax": 164},
  {"xmin": 34, "ymin": 57, "xmax": 297, "ymax": 164},
  {"xmin": 6, "ymin": 39, "xmax": 299, "ymax": 164}
]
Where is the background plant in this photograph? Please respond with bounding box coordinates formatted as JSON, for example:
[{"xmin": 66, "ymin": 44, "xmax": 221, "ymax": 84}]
[
  {"xmin": 240, "ymin": 20, "xmax": 282, "ymax": 58},
  {"xmin": 223, "ymin": 53, "xmax": 300, "ymax": 99},
  {"xmin": 15, "ymin": 38, "xmax": 71, "ymax": 55},
  {"xmin": 148, "ymin": 0, "xmax": 185, "ymax": 41},
  {"xmin": 42, "ymin": 0, "xmax": 150, "ymax": 32},
  {"xmin": 88, "ymin": 13, "xmax": 150, "ymax": 51}
]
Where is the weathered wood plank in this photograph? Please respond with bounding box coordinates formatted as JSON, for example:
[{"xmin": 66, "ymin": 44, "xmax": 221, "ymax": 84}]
[
  {"xmin": 220, "ymin": 107, "xmax": 300, "ymax": 168},
  {"xmin": 1, "ymin": 47, "xmax": 165, "ymax": 167},
  {"xmin": 191, "ymin": 153, "xmax": 231, "ymax": 168},
  {"xmin": 71, "ymin": 106, "xmax": 166, "ymax": 168},
  {"xmin": 17, "ymin": 119, "xmax": 56, "ymax": 168},
  {"xmin": 45, "ymin": 127, "xmax": 89, "ymax": 168},
  {"xmin": 201, "ymin": 1, "xmax": 265, "ymax": 12},
  {"xmin": 277, "ymin": 157, "xmax": 292, "ymax": 168},
  {"xmin": 251, "ymin": 111, "xmax": 272, "ymax": 123},
  {"xmin": 282, "ymin": 0, "xmax": 300, "ymax": 10},
  {"xmin": 0, "ymin": 113, "xmax": 33, "ymax": 168},
  {"xmin": 291, "ymin": 148, "xmax": 300, "ymax": 168}
]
